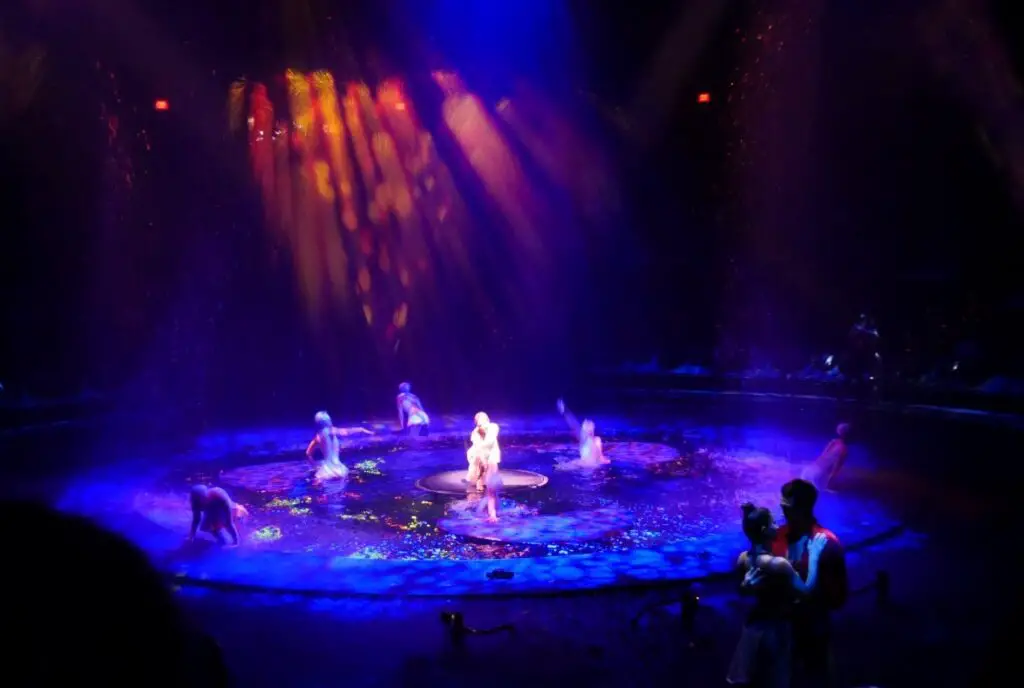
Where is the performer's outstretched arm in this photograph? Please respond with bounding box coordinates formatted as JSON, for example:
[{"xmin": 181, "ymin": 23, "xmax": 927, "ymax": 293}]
[
  {"xmin": 397, "ymin": 397, "xmax": 406, "ymax": 429},
  {"xmin": 330, "ymin": 426, "xmax": 374, "ymax": 437},
  {"xmin": 556, "ymin": 399, "xmax": 582, "ymax": 440}
]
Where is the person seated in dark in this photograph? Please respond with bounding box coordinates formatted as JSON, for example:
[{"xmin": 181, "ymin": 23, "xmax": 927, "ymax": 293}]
[
  {"xmin": 728, "ymin": 503, "xmax": 828, "ymax": 687},
  {"xmin": 844, "ymin": 314, "xmax": 881, "ymax": 385},
  {"xmin": 189, "ymin": 484, "xmax": 248, "ymax": 546},
  {"xmin": 771, "ymin": 479, "xmax": 849, "ymax": 687},
  {"xmin": 1, "ymin": 500, "xmax": 228, "ymax": 686}
]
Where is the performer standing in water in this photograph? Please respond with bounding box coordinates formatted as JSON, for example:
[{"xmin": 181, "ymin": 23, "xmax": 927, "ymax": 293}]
[
  {"xmin": 396, "ymin": 382, "xmax": 430, "ymax": 436},
  {"xmin": 305, "ymin": 411, "xmax": 373, "ymax": 484},
  {"xmin": 466, "ymin": 411, "xmax": 500, "ymax": 494},
  {"xmin": 556, "ymin": 398, "xmax": 609, "ymax": 468},
  {"xmin": 189, "ymin": 485, "xmax": 248, "ymax": 546},
  {"xmin": 801, "ymin": 423, "xmax": 851, "ymax": 492}
]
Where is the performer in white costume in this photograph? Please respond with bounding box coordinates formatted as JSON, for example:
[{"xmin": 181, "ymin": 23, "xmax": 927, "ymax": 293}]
[
  {"xmin": 556, "ymin": 398, "xmax": 609, "ymax": 468},
  {"xmin": 396, "ymin": 382, "xmax": 430, "ymax": 435},
  {"xmin": 466, "ymin": 411, "xmax": 500, "ymax": 492},
  {"xmin": 305, "ymin": 411, "xmax": 373, "ymax": 483}
]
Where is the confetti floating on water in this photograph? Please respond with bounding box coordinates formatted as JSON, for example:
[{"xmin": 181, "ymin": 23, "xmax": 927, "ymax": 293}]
[
  {"xmin": 354, "ymin": 459, "xmax": 385, "ymax": 475},
  {"xmin": 252, "ymin": 525, "xmax": 282, "ymax": 542}
]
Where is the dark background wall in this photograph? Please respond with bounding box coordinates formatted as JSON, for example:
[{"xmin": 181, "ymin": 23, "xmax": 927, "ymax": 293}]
[{"xmin": 1, "ymin": 0, "xmax": 1021, "ymax": 421}]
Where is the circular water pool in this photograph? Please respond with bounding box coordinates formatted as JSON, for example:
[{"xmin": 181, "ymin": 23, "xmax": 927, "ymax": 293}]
[{"xmin": 58, "ymin": 411, "xmax": 903, "ymax": 595}]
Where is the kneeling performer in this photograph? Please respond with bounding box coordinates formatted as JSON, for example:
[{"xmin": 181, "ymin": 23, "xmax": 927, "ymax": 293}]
[
  {"xmin": 557, "ymin": 398, "xmax": 609, "ymax": 467},
  {"xmin": 396, "ymin": 382, "xmax": 430, "ymax": 436},
  {"xmin": 306, "ymin": 411, "xmax": 373, "ymax": 483},
  {"xmin": 801, "ymin": 423, "xmax": 850, "ymax": 492}
]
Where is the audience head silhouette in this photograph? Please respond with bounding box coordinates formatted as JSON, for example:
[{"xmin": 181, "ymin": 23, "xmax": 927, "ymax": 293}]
[{"xmin": 1, "ymin": 501, "xmax": 226, "ymax": 686}]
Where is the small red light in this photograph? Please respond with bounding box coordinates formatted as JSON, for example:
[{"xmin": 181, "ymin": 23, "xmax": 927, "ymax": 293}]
[
  {"xmin": 697, "ymin": 92, "xmax": 711, "ymax": 104},
  {"xmin": 154, "ymin": 99, "xmax": 169, "ymax": 111}
]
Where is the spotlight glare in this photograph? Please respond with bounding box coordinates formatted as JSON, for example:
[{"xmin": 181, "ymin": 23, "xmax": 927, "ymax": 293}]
[
  {"xmin": 154, "ymin": 99, "xmax": 170, "ymax": 111},
  {"xmin": 697, "ymin": 92, "xmax": 711, "ymax": 104}
]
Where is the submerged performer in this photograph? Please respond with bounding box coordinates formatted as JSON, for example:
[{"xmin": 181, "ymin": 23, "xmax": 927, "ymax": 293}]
[
  {"xmin": 556, "ymin": 398, "xmax": 609, "ymax": 467},
  {"xmin": 801, "ymin": 423, "xmax": 851, "ymax": 492},
  {"xmin": 189, "ymin": 484, "xmax": 248, "ymax": 546},
  {"xmin": 305, "ymin": 411, "xmax": 373, "ymax": 483},
  {"xmin": 396, "ymin": 382, "xmax": 430, "ymax": 436},
  {"xmin": 728, "ymin": 503, "xmax": 828, "ymax": 687},
  {"xmin": 466, "ymin": 411, "xmax": 500, "ymax": 492}
]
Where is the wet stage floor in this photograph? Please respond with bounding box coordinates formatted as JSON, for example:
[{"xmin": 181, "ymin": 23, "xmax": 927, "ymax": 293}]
[{"xmin": 57, "ymin": 412, "xmax": 902, "ymax": 595}]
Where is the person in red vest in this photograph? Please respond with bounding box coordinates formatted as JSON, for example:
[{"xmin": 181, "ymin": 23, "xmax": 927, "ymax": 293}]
[{"xmin": 772, "ymin": 478, "xmax": 849, "ymax": 687}]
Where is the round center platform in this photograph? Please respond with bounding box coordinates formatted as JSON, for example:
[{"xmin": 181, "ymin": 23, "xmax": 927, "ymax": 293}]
[
  {"xmin": 416, "ymin": 468, "xmax": 549, "ymax": 495},
  {"xmin": 57, "ymin": 412, "xmax": 903, "ymax": 596}
]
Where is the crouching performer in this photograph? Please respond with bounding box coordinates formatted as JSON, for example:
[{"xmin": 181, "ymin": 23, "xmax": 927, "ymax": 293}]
[{"xmin": 189, "ymin": 485, "xmax": 248, "ymax": 546}]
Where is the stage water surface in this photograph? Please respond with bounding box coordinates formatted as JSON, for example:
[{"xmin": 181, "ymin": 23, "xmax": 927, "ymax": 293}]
[{"xmin": 55, "ymin": 404, "xmax": 911, "ymax": 596}]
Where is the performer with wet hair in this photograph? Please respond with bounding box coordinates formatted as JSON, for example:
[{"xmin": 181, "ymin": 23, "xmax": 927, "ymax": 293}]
[
  {"xmin": 556, "ymin": 398, "xmax": 609, "ymax": 468},
  {"xmin": 801, "ymin": 423, "xmax": 851, "ymax": 492},
  {"xmin": 189, "ymin": 485, "xmax": 248, "ymax": 546},
  {"xmin": 466, "ymin": 412, "xmax": 500, "ymax": 492},
  {"xmin": 728, "ymin": 503, "xmax": 828, "ymax": 687},
  {"xmin": 306, "ymin": 411, "xmax": 373, "ymax": 484},
  {"xmin": 396, "ymin": 382, "xmax": 430, "ymax": 436}
]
